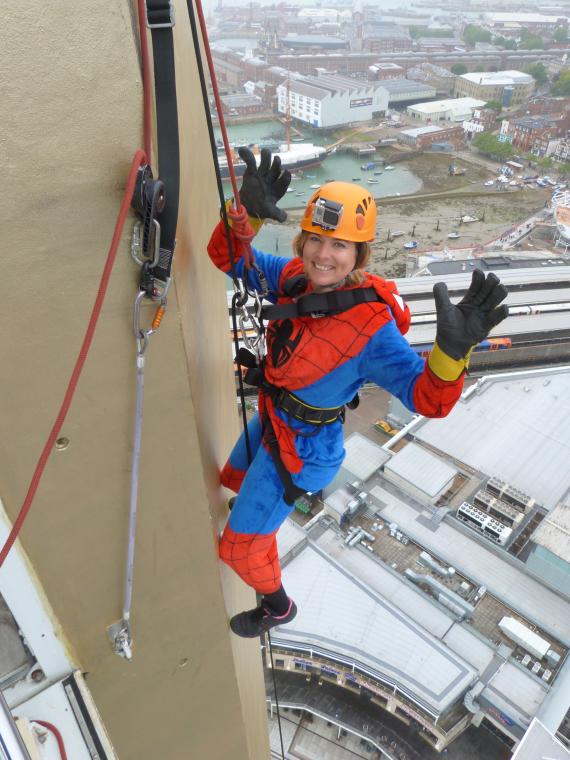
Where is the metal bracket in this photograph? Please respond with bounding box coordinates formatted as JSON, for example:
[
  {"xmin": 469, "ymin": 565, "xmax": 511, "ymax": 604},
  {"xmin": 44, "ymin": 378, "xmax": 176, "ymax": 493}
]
[
  {"xmin": 146, "ymin": 1, "xmax": 175, "ymax": 28},
  {"xmin": 107, "ymin": 620, "xmax": 132, "ymax": 661}
]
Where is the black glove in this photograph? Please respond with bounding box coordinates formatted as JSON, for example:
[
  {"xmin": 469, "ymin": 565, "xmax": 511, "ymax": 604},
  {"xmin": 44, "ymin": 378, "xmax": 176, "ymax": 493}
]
[
  {"xmin": 433, "ymin": 270, "xmax": 509, "ymax": 360},
  {"xmin": 237, "ymin": 146, "xmax": 291, "ymax": 223}
]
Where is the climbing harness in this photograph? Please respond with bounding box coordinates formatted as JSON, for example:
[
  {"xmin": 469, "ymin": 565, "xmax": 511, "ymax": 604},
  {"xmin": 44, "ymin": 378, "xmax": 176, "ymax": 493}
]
[{"xmin": 109, "ymin": 0, "xmax": 180, "ymax": 660}]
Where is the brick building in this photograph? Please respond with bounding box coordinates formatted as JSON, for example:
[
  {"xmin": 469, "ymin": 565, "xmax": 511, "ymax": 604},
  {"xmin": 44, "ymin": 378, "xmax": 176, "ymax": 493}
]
[{"xmin": 399, "ymin": 124, "xmax": 465, "ymax": 148}]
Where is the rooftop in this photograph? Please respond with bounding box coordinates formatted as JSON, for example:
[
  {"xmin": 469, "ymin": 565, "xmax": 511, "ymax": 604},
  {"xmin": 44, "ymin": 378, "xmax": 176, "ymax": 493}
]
[
  {"xmin": 460, "ymin": 70, "xmax": 534, "ymax": 87},
  {"xmin": 530, "ymin": 501, "xmax": 570, "ymax": 562},
  {"xmin": 408, "ymin": 97, "xmax": 487, "ymax": 114},
  {"xmin": 343, "ymin": 433, "xmax": 391, "ymax": 481},
  {"xmin": 512, "ymin": 718, "xmax": 570, "ymax": 759},
  {"xmin": 400, "ymin": 125, "xmax": 447, "ymax": 137},
  {"xmin": 413, "ymin": 367, "xmax": 570, "ymax": 512},
  {"xmin": 384, "ymin": 442, "xmax": 457, "ymax": 498},
  {"xmin": 378, "ymin": 78, "xmax": 436, "ymax": 95}
]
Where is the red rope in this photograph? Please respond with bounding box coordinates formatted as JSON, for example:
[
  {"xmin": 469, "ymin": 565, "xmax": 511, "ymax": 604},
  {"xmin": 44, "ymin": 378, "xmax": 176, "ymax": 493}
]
[
  {"xmin": 192, "ymin": 0, "xmax": 241, "ymax": 208},
  {"xmin": 33, "ymin": 720, "xmax": 68, "ymax": 760},
  {"xmin": 0, "ymin": 150, "xmax": 146, "ymax": 569}
]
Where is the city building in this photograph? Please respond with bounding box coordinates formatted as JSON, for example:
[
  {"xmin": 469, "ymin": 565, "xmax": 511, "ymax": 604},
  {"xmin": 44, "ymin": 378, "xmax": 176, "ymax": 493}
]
[
  {"xmin": 454, "ymin": 71, "xmax": 535, "ymax": 109},
  {"xmin": 377, "ymin": 78, "xmax": 436, "ymax": 105},
  {"xmin": 483, "ymin": 12, "xmax": 568, "ymax": 36},
  {"xmin": 363, "ymin": 24, "xmax": 412, "ymax": 54},
  {"xmin": 399, "ymin": 124, "xmax": 465, "ymax": 149},
  {"xmin": 505, "ymin": 114, "xmax": 570, "ymax": 152},
  {"xmin": 406, "ymin": 62, "xmax": 457, "ymax": 95},
  {"xmin": 407, "ymin": 96, "xmax": 487, "ymax": 122},
  {"xmin": 553, "ymin": 138, "xmax": 570, "ymax": 163},
  {"xmin": 276, "ymin": 73, "xmax": 389, "ymax": 128},
  {"xmin": 279, "ymin": 33, "xmax": 349, "ymax": 52},
  {"xmin": 219, "ymin": 93, "xmax": 265, "ymax": 116},
  {"xmin": 368, "ymin": 62, "xmax": 405, "ymax": 80}
]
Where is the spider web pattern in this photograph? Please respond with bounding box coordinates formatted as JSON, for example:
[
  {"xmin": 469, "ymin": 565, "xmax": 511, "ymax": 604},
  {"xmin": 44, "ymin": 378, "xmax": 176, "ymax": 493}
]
[{"xmin": 219, "ymin": 524, "xmax": 281, "ymax": 593}]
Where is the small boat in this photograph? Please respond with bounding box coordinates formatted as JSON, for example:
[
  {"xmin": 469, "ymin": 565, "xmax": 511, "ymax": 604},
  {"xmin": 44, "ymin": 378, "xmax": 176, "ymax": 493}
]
[
  {"xmin": 295, "ymin": 191, "xmax": 305, "ymax": 196},
  {"xmin": 367, "ymin": 179, "xmax": 380, "ymax": 184},
  {"xmin": 403, "ymin": 240, "xmax": 418, "ymax": 249},
  {"xmin": 448, "ymin": 232, "xmax": 461, "ymax": 239},
  {"xmin": 291, "ymin": 174, "xmax": 302, "ymax": 181},
  {"xmin": 305, "ymin": 174, "xmax": 316, "ymax": 179},
  {"xmin": 361, "ymin": 162, "xmax": 375, "ymax": 171},
  {"xmin": 461, "ymin": 215, "xmax": 478, "ymax": 223},
  {"xmin": 286, "ymin": 188, "xmax": 294, "ymax": 193},
  {"xmin": 374, "ymin": 171, "xmax": 383, "ymax": 176},
  {"xmin": 384, "ymin": 165, "xmax": 395, "ymax": 171},
  {"xmin": 391, "ymin": 231, "xmax": 405, "ymax": 238},
  {"xmin": 310, "ymin": 183, "xmax": 320, "ymax": 189},
  {"xmin": 352, "ymin": 177, "xmax": 360, "ymax": 181},
  {"xmin": 484, "ymin": 180, "xmax": 494, "ymax": 187},
  {"xmin": 325, "ymin": 178, "xmax": 335, "ymax": 182}
]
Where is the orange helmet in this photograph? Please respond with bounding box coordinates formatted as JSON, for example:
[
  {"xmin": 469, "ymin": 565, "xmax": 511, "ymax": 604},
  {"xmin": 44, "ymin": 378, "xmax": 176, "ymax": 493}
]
[{"xmin": 301, "ymin": 181, "xmax": 377, "ymax": 243}]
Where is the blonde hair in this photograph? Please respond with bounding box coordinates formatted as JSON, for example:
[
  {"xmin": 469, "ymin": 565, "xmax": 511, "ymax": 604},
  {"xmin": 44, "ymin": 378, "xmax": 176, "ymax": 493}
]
[{"xmin": 292, "ymin": 231, "xmax": 371, "ymax": 286}]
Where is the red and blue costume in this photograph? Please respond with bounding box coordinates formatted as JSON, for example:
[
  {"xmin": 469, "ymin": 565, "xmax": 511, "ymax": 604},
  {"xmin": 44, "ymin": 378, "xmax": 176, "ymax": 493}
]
[{"xmin": 208, "ymin": 222, "xmax": 465, "ymax": 595}]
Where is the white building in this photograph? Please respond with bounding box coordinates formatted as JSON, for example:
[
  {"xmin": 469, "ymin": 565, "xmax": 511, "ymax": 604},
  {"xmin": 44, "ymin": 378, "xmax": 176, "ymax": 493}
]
[
  {"xmin": 277, "ymin": 74, "xmax": 389, "ymax": 128},
  {"xmin": 383, "ymin": 442, "xmax": 457, "ymax": 505},
  {"xmin": 407, "ymin": 97, "xmax": 487, "ymax": 123}
]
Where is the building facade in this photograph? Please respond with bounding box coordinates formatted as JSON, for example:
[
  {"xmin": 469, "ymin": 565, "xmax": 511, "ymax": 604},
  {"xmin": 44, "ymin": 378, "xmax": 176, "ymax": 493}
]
[
  {"xmin": 277, "ymin": 73, "xmax": 389, "ymax": 128},
  {"xmin": 407, "ymin": 97, "xmax": 487, "ymax": 122},
  {"xmin": 454, "ymin": 71, "xmax": 535, "ymax": 109}
]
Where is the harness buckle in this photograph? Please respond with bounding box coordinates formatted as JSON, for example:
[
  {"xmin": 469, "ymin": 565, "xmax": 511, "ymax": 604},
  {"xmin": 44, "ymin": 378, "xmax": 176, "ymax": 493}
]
[{"xmin": 146, "ymin": 1, "xmax": 175, "ymax": 28}]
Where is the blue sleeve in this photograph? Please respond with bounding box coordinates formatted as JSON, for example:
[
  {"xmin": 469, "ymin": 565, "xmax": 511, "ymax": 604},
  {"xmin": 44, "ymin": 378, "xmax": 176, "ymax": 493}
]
[
  {"xmin": 232, "ymin": 246, "xmax": 291, "ymax": 299},
  {"xmin": 359, "ymin": 319, "xmax": 425, "ymax": 411}
]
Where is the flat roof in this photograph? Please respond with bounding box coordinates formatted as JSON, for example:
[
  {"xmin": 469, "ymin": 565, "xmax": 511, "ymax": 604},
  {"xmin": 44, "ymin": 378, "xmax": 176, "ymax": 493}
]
[
  {"xmin": 379, "ymin": 78, "xmax": 436, "ymax": 94},
  {"xmin": 531, "ymin": 501, "xmax": 570, "ymax": 562},
  {"xmin": 408, "ymin": 97, "xmax": 487, "ymax": 114},
  {"xmin": 512, "ymin": 718, "xmax": 570, "ymax": 759},
  {"xmin": 277, "ymin": 523, "xmax": 548, "ymax": 721},
  {"xmin": 460, "ymin": 70, "xmax": 534, "ymax": 86},
  {"xmin": 368, "ymin": 481, "xmax": 570, "ymax": 643},
  {"xmin": 400, "ymin": 125, "xmax": 445, "ymax": 137},
  {"xmin": 384, "ymin": 442, "xmax": 457, "ymax": 498},
  {"xmin": 414, "ymin": 368, "xmax": 570, "ymax": 512},
  {"xmin": 276, "ymin": 542, "xmax": 476, "ymax": 714},
  {"xmin": 343, "ymin": 433, "xmax": 391, "ymax": 481}
]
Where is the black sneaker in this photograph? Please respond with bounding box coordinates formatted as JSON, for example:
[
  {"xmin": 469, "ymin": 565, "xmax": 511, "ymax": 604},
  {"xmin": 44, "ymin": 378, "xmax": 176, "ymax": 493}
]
[{"xmin": 230, "ymin": 599, "xmax": 297, "ymax": 638}]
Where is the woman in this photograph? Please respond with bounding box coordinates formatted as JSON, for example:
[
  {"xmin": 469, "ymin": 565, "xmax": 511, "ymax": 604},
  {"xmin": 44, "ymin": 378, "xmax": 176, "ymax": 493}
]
[{"xmin": 208, "ymin": 148, "xmax": 508, "ymax": 638}]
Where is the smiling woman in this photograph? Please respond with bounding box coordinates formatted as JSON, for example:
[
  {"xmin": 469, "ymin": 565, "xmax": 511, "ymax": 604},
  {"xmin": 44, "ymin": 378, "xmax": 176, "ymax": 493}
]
[{"xmin": 207, "ymin": 149, "xmax": 509, "ymax": 639}]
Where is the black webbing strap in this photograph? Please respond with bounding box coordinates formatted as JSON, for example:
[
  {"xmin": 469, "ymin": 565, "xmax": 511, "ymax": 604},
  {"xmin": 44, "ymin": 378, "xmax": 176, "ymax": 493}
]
[
  {"xmin": 261, "ymin": 287, "xmax": 384, "ymax": 322},
  {"xmin": 145, "ymin": 0, "xmax": 179, "ymax": 285},
  {"xmin": 263, "ymin": 415, "xmax": 308, "ymax": 506}
]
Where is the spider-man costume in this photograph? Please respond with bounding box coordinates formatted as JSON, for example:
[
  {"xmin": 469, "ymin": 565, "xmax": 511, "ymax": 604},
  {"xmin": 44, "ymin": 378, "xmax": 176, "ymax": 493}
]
[{"xmin": 208, "ymin": 221, "xmax": 465, "ymax": 595}]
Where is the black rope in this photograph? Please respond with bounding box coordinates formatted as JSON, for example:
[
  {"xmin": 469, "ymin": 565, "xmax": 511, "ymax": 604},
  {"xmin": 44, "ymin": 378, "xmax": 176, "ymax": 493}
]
[
  {"xmin": 184, "ymin": 5, "xmax": 286, "ymax": 759},
  {"xmin": 185, "ymin": 0, "xmax": 252, "ymax": 464}
]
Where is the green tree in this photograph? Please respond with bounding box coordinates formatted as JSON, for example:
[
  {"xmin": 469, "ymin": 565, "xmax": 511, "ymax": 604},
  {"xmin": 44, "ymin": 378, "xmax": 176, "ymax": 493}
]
[
  {"xmin": 525, "ymin": 62, "xmax": 548, "ymax": 86},
  {"xmin": 537, "ymin": 156, "xmax": 554, "ymax": 169},
  {"xmin": 486, "ymin": 100, "xmax": 503, "ymax": 113},
  {"xmin": 557, "ymin": 162, "xmax": 570, "ymax": 178},
  {"xmin": 463, "ymin": 24, "xmax": 492, "ymax": 45},
  {"xmin": 553, "ymin": 26, "xmax": 568, "ymax": 43},
  {"xmin": 520, "ymin": 35, "xmax": 544, "ymax": 49},
  {"xmin": 474, "ymin": 64, "xmax": 486, "ymax": 72},
  {"xmin": 493, "ymin": 35, "xmax": 517, "ymax": 50},
  {"xmin": 472, "ymin": 132, "xmax": 513, "ymax": 160},
  {"xmin": 552, "ymin": 69, "xmax": 570, "ymax": 96},
  {"xmin": 451, "ymin": 63, "xmax": 468, "ymax": 75}
]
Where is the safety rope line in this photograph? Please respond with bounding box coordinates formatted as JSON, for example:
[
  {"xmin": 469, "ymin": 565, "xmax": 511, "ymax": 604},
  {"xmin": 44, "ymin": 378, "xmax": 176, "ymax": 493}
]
[
  {"xmin": 185, "ymin": 1, "xmax": 286, "ymax": 756},
  {"xmin": 185, "ymin": 0, "xmax": 253, "ymax": 461},
  {"xmin": 0, "ymin": 149, "xmax": 147, "ymax": 570},
  {"xmin": 136, "ymin": 0, "xmax": 152, "ymax": 160}
]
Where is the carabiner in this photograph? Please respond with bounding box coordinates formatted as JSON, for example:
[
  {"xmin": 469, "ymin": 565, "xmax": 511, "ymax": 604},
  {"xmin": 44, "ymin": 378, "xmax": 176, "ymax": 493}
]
[{"xmin": 132, "ymin": 290, "xmax": 167, "ymax": 355}]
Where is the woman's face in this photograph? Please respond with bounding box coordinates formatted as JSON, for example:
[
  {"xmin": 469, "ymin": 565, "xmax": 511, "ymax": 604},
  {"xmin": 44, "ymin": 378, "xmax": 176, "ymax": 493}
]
[{"xmin": 301, "ymin": 233, "xmax": 357, "ymax": 292}]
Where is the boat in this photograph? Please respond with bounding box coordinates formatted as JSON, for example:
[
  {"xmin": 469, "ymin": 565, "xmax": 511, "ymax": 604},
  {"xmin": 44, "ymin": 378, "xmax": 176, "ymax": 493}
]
[
  {"xmin": 295, "ymin": 191, "xmax": 305, "ymax": 196},
  {"xmin": 448, "ymin": 232, "xmax": 461, "ymax": 239},
  {"xmin": 460, "ymin": 215, "xmax": 478, "ymax": 223},
  {"xmin": 310, "ymin": 184, "xmax": 320, "ymax": 189},
  {"xmin": 286, "ymin": 188, "xmax": 294, "ymax": 193},
  {"xmin": 352, "ymin": 177, "xmax": 360, "ymax": 181},
  {"xmin": 361, "ymin": 162, "xmax": 375, "ymax": 171},
  {"xmin": 374, "ymin": 171, "xmax": 383, "ymax": 176},
  {"xmin": 390, "ymin": 231, "xmax": 405, "ymax": 238},
  {"xmin": 484, "ymin": 180, "xmax": 494, "ymax": 187},
  {"xmin": 306, "ymin": 174, "xmax": 316, "ymax": 179},
  {"xmin": 367, "ymin": 179, "xmax": 380, "ymax": 184},
  {"xmin": 384, "ymin": 165, "xmax": 395, "ymax": 171},
  {"xmin": 216, "ymin": 142, "xmax": 327, "ymax": 180},
  {"xmin": 403, "ymin": 240, "xmax": 418, "ymax": 249}
]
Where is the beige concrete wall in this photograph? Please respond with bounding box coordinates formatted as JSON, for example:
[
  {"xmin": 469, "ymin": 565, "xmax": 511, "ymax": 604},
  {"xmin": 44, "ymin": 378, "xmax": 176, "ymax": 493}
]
[{"xmin": 1, "ymin": 2, "xmax": 268, "ymax": 758}]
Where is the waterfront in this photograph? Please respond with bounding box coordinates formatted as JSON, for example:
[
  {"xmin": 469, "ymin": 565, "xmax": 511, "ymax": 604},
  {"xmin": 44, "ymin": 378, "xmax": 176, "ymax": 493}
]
[{"xmin": 214, "ymin": 119, "xmax": 423, "ymax": 207}]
